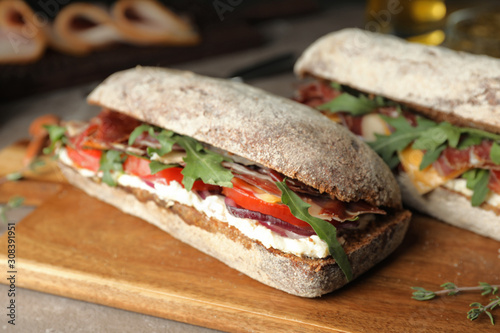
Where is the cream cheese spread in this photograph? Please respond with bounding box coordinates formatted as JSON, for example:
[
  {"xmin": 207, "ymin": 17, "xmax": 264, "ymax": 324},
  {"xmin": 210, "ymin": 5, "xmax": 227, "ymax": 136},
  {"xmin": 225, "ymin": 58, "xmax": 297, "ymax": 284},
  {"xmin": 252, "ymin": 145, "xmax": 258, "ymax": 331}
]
[{"xmin": 443, "ymin": 178, "xmax": 500, "ymax": 207}]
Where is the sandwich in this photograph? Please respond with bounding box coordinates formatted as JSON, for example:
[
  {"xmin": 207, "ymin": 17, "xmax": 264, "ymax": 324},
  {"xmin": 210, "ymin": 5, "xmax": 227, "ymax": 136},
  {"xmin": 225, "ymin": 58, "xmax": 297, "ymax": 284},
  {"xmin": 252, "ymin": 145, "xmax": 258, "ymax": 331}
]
[
  {"xmin": 294, "ymin": 28, "xmax": 500, "ymax": 241},
  {"xmin": 47, "ymin": 66, "xmax": 410, "ymax": 297}
]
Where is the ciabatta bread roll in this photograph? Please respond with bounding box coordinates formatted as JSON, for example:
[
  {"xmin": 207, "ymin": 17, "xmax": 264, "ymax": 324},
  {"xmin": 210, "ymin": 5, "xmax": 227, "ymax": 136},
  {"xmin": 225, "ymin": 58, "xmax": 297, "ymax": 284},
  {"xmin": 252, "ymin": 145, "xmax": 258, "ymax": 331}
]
[
  {"xmin": 294, "ymin": 28, "xmax": 500, "ymax": 241},
  {"xmin": 50, "ymin": 66, "xmax": 410, "ymax": 297}
]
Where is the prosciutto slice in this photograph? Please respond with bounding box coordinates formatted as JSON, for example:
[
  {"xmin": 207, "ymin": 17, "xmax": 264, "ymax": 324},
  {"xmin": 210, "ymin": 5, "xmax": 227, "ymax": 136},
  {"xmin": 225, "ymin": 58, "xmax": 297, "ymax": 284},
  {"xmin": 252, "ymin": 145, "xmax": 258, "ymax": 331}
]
[{"xmin": 433, "ymin": 141, "xmax": 500, "ymax": 177}]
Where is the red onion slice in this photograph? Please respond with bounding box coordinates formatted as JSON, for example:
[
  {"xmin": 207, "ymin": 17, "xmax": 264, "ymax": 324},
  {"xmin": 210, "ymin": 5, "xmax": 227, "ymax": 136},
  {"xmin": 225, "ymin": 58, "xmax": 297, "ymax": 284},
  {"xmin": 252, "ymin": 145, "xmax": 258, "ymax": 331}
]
[{"xmin": 224, "ymin": 198, "xmax": 315, "ymax": 238}]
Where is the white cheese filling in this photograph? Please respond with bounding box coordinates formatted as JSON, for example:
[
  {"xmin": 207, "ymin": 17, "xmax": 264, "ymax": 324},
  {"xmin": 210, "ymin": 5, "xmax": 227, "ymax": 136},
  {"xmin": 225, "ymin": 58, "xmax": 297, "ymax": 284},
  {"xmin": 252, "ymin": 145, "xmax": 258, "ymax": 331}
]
[
  {"xmin": 443, "ymin": 178, "xmax": 500, "ymax": 207},
  {"xmin": 59, "ymin": 149, "xmax": 330, "ymax": 258}
]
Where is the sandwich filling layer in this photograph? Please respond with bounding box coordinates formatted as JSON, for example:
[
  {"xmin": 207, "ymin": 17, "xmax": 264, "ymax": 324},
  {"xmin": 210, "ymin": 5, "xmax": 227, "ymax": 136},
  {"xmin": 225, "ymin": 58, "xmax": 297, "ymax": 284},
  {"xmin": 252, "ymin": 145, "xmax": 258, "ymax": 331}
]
[
  {"xmin": 295, "ymin": 81, "xmax": 500, "ymax": 210},
  {"xmin": 59, "ymin": 148, "xmax": 331, "ymax": 258}
]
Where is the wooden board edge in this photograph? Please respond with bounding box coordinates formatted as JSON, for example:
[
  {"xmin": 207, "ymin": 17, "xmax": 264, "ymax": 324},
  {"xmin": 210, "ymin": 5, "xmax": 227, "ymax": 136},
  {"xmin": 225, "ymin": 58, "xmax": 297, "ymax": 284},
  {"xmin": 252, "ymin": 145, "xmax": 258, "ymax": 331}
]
[{"xmin": 0, "ymin": 259, "xmax": 342, "ymax": 333}]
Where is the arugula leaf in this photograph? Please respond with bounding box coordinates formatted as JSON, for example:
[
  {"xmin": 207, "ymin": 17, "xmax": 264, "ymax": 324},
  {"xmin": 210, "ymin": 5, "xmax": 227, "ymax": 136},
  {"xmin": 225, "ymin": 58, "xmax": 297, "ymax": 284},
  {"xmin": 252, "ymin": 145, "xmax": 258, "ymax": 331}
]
[
  {"xmin": 0, "ymin": 196, "xmax": 25, "ymax": 223},
  {"xmin": 8, "ymin": 196, "xmax": 24, "ymax": 209},
  {"xmin": 318, "ymin": 92, "xmax": 386, "ymax": 116},
  {"xmin": 128, "ymin": 124, "xmax": 151, "ymax": 146},
  {"xmin": 129, "ymin": 124, "xmax": 175, "ymax": 157},
  {"xmin": 275, "ymin": 180, "xmax": 352, "ymax": 281},
  {"xmin": 460, "ymin": 127, "xmax": 500, "ymax": 141},
  {"xmin": 412, "ymin": 122, "xmax": 461, "ymax": 151},
  {"xmin": 462, "ymin": 169, "xmax": 490, "ymax": 206},
  {"xmin": 458, "ymin": 134, "xmax": 484, "ymax": 150},
  {"xmin": 99, "ymin": 150, "xmax": 125, "ymax": 186},
  {"xmin": 147, "ymin": 129, "xmax": 175, "ymax": 157},
  {"xmin": 6, "ymin": 172, "xmax": 23, "ymax": 181},
  {"xmin": 369, "ymin": 116, "xmax": 436, "ymax": 169},
  {"xmin": 330, "ymin": 82, "xmax": 343, "ymax": 91},
  {"xmin": 43, "ymin": 124, "xmax": 67, "ymax": 154},
  {"xmin": 149, "ymin": 160, "xmax": 176, "ymax": 174},
  {"xmin": 490, "ymin": 142, "xmax": 500, "ymax": 165},
  {"xmin": 175, "ymin": 136, "xmax": 233, "ymax": 191},
  {"xmin": 419, "ymin": 144, "xmax": 447, "ymax": 170}
]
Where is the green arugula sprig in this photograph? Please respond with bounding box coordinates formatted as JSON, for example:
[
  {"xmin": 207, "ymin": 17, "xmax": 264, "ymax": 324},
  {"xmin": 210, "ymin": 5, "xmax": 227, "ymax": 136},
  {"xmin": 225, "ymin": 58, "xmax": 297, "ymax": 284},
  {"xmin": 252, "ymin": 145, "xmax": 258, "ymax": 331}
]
[
  {"xmin": 319, "ymin": 89, "xmax": 500, "ymax": 206},
  {"xmin": 318, "ymin": 92, "xmax": 390, "ymax": 116},
  {"xmin": 369, "ymin": 116, "xmax": 500, "ymax": 170},
  {"xmin": 276, "ymin": 180, "xmax": 352, "ymax": 281},
  {"xmin": 175, "ymin": 136, "xmax": 233, "ymax": 191},
  {"xmin": 368, "ymin": 116, "xmax": 500, "ymax": 206},
  {"xmin": 462, "ymin": 169, "xmax": 491, "ymax": 206},
  {"xmin": 368, "ymin": 116, "xmax": 436, "ymax": 169},
  {"xmin": 0, "ymin": 196, "xmax": 25, "ymax": 223},
  {"xmin": 43, "ymin": 124, "xmax": 67, "ymax": 154},
  {"xmin": 128, "ymin": 124, "xmax": 233, "ymax": 191},
  {"xmin": 128, "ymin": 124, "xmax": 176, "ymax": 157},
  {"xmin": 412, "ymin": 282, "xmax": 500, "ymax": 325},
  {"xmin": 1, "ymin": 159, "xmax": 46, "ymax": 185},
  {"xmin": 99, "ymin": 150, "xmax": 126, "ymax": 186}
]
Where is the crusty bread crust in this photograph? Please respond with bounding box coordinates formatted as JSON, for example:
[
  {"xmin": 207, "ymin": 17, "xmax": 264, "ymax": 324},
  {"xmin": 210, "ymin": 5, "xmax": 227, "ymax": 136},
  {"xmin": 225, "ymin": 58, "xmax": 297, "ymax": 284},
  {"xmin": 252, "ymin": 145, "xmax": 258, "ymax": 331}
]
[
  {"xmin": 397, "ymin": 173, "xmax": 500, "ymax": 241},
  {"xmin": 294, "ymin": 28, "xmax": 500, "ymax": 134},
  {"xmin": 86, "ymin": 66, "xmax": 401, "ymax": 208},
  {"xmin": 59, "ymin": 162, "xmax": 411, "ymax": 297}
]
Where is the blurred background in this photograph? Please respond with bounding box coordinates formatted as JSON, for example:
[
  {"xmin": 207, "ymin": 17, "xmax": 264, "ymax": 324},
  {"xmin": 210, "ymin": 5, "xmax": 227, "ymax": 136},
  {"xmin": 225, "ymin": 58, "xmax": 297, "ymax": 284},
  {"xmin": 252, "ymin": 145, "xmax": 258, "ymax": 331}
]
[{"xmin": 0, "ymin": 0, "xmax": 499, "ymax": 102}]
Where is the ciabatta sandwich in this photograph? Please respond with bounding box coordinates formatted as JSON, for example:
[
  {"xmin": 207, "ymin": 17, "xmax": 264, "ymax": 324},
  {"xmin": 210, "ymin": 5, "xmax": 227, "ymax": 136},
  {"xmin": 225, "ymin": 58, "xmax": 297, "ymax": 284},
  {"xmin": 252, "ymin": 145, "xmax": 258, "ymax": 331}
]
[
  {"xmin": 294, "ymin": 28, "xmax": 500, "ymax": 242},
  {"xmin": 49, "ymin": 66, "xmax": 410, "ymax": 297}
]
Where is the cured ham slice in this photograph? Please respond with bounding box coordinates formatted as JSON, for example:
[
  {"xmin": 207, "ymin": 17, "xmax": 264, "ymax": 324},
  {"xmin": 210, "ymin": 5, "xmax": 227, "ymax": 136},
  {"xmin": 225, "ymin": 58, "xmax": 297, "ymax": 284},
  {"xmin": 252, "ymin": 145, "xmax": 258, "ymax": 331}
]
[
  {"xmin": 433, "ymin": 141, "xmax": 500, "ymax": 177},
  {"xmin": 46, "ymin": 2, "xmax": 124, "ymax": 55},
  {"xmin": 0, "ymin": 0, "xmax": 47, "ymax": 63},
  {"xmin": 111, "ymin": 0, "xmax": 199, "ymax": 46}
]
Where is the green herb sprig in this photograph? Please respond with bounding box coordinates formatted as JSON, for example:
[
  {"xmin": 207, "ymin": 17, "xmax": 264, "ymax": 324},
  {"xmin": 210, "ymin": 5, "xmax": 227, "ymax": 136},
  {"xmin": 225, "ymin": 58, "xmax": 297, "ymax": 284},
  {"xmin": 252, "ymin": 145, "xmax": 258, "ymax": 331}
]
[
  {"xmin": 318, "ymin": 92, "xmax": 389, "ymax": 116},
  {"xmin": 128, "ymin": 124, "xmax": 234, "ymax": 190},
  {"xmin": 99, "ymin": 150, "xmax": 126, "ymax": 186},
  {"xmin": 175, "ymin": 136, "xmax": 233, "ymax": 191},
  {"xmin": 43, "ymin": 124, "xmax": 67, "ymax": 154},
  {"xmin": 412, "ymin": 282, "xmax": 500, "ymax": 325},
  {"xmin": 0, "ymin": 159, "xmax": 46, "ymax": 186},
  {"xmin": 370, "ymin": 116, "xmax": 500, "ymax": 171},
  {"xmin": 276, "ymin": 180, "xmax": 352, "ymax": 281},
  {"xmin": 368, "ymin": 115, "xmax": 436, "ymax": 169},
  {"xmin": 0, "ymin": 196, "xmax": 25, "ymax": 223},
  {"xmin": 462, "ymin": 169, "xmax": 491, "ymax": 206}
]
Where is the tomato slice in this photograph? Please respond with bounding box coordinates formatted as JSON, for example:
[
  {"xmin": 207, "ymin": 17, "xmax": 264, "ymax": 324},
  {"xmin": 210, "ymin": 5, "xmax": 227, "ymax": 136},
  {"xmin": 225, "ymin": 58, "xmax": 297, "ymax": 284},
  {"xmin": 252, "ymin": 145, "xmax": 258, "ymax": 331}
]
[
  {"xmin": 123, "ymin": 155, "xmax": 154, "ymax": 178},
  {"xmin": 222, "ymin": 178, "xmax": 312, "ymax": 229},
  {"xmin": 66, "ymin": 146, "xmax": 102, "ymax": 172}
]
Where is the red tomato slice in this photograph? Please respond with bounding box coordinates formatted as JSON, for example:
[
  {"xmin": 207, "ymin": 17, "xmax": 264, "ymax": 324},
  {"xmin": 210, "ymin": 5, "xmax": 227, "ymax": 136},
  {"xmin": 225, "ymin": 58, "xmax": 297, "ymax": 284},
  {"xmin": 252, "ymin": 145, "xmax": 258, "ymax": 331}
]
[
  {"xmin": 66, "ymin": 146, "xmax": 102, "ymax": 172},
  {"xmin": 123, "ymin": 155, "xmax": 154, "ymax": 178},
  {"xmin": 222, "ymin": 179, "xmax": 312, "ymax": 229}
]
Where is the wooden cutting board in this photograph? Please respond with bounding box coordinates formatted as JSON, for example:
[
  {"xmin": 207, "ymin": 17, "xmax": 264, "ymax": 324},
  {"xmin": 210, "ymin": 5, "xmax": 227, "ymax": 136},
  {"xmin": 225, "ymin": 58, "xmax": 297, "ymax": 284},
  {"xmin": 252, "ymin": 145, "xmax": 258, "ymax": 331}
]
[{"xmin": 0, "ymin": 141, "xmax": 499, "ymax": 332}]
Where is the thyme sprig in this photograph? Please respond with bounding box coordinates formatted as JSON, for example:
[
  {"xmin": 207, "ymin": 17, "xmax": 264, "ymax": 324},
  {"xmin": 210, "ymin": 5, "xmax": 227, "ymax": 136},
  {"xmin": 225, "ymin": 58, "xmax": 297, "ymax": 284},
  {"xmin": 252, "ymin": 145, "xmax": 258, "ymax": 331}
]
[
  {"xmin": 0, "ymin": 159, "xmax": 46, "ymax": 186},
  {"xmin": 412, "ymin": 282, "xmax": 500, "ymax": 325},
  {"xmin": 0, "ymin": 196, "xmax": 25, "ymax": 223}
]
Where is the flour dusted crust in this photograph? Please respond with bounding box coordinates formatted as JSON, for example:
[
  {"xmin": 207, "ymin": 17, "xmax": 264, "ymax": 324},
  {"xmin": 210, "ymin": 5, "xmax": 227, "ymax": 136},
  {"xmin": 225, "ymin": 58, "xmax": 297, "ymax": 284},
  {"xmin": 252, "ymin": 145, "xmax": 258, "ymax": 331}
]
[
  {"xmin": 397, "ymin": 174, "xmax": 500, "ymax": 241},
  {"xmin": 294, "ymin": 28, "xmax": 500, "ymax": 134},
  {"xmin": 87, "ymin": 66, "xmax": 401, "ymax": 208},
  {"xmin": 59, "ymin": 162, "xmax": 411, "ymax": 297}
]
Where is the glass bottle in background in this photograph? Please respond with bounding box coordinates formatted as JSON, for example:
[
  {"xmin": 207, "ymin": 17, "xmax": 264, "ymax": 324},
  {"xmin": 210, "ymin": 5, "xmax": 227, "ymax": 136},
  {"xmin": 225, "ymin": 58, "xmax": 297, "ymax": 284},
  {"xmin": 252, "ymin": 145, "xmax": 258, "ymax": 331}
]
[
  {"xmin": 365, "ymin": 0, "xmax": 447, "ymax": 45},
  {"xmin": 445, "ymin": 4, "xmax": 500, "ymax": 58}
]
